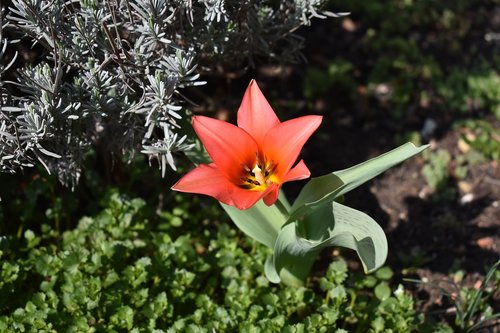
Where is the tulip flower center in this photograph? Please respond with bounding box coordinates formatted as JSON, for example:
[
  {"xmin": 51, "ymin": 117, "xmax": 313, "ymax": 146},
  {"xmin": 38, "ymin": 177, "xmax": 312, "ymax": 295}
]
[{"xmin": 240, "ymin": 156, "xmax": 278, "ymax": 191}]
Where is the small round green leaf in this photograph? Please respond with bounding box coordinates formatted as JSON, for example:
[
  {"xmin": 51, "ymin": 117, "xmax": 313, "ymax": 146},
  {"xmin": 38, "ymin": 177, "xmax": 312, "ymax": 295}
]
[
  {"xmin": 374, "ymin": 282, "xmax": 391, "ymax": 301},
  {"xmin": 375, "ymin": 267, "xmax": 393, "ymax": 281}
]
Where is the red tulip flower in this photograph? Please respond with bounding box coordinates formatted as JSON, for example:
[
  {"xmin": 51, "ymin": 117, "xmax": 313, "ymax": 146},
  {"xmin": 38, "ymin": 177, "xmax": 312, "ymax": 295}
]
[{"xmin": 172, "ymin": 80, "xmax": 322, "ymax": 210}]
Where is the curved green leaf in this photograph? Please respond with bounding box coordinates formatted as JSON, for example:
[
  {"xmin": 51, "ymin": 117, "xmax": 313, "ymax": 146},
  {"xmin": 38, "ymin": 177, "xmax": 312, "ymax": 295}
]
[
  {"xmin": 269, "ymin": 201, "xmax": 388, "ymax": 286},
  {"xmin": 289, "ymin": 143, "xmax": 428, "ymax": 220},
  {"xmin": 264, "ymin": 255, "xmax": 281, "ymax": 283}
]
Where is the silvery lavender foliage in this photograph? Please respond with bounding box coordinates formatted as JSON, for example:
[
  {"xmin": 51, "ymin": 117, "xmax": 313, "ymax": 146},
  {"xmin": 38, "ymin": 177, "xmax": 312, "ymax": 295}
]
[{"xmin": 1, "ymin": 0, "xmax": 344, "ymax": 187}]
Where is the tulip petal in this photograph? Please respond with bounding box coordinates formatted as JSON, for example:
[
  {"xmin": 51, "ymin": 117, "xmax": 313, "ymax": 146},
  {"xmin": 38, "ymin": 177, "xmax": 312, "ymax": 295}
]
[
  {"xmin": 282, "ymin": 160, "xmax": 311, "ymax": 183},
  {"xmin": 172, "ymin": 164, "xmax": 268, "ymax": 210},
  {"xmin": 237, "ymin": 80, "xmax": 280, "ymax": 146},
  {"xmin": 193, "ymin": 116, "xmax": 258, "ymax": 181},
  {"xmin": 263, "ymin": 183, "xmax": 280, "ymax": 206},
  {"xmin": 262, "ymin": 115, "xmax": 322, "ymax": 179}
]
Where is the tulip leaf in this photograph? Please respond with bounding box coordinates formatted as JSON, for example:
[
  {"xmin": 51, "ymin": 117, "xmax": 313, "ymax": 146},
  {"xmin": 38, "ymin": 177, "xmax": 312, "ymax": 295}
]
[
  {"xmin": 289, "ymin": 143, "xmax": 428, "ymax": 220},
  {"xmin": 268, "ymin": 201, "xmax": 387, "ymax": 286},
  {"xmin": 264, "ymin": 255, "xmax": 281, "ymax": 283},
  {"xmin": 221, "ymin": 192, "xmax": 289, "ymax": 249}
]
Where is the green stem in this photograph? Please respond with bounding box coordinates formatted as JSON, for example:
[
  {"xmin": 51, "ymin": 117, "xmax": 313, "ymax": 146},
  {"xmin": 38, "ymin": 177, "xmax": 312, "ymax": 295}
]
[
  {"xmin": 279, "ymin": 249, "xmax": 320, "ymax": 287},
  {"xmin": 274, "ymin": 196, "xmax": 289, "ymax": 220},
  {"xmin": 17, "ymin": 220, "xmax": 24, "ymax": 239}
]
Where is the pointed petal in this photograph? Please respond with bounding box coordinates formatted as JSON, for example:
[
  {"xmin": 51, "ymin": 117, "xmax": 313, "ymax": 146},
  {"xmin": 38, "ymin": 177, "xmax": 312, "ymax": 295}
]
[
  {"xmin": 282, "ymin": 160, "xmax": 311, "ymax": 183},
  {"xmin": 263, "ymin": 184, "xmax": 280, "ymax": 206},
  {"xmin": 193, "ymin": 116, "xmax": 258, "ymax": 181},
  {"xmin": 237, "ymin": 80, "xmax": 280, "ymax": 146},
  {"xmin": 262, "ymin": 115, "xmax": 322, "ymax": 179},
  {"xmin": 172, "ymin": 164, "xmax": 267, "ymax": 210}
]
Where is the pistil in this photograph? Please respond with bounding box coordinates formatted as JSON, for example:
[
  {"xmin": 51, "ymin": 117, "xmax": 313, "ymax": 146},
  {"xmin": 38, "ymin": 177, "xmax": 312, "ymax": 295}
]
[
  {"xmin": 252, "ymin": 164, "xmax": 266, "ymax": 185},
  {"xmin": 239, "ymin": 155, "xmax": 278, "ymax": 190}
]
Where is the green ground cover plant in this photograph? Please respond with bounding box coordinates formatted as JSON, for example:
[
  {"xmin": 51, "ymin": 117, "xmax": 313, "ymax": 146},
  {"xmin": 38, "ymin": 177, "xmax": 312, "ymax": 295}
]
[{"xmin": 0, "ymin": 188, "xmax": 449, "ymax": 332}]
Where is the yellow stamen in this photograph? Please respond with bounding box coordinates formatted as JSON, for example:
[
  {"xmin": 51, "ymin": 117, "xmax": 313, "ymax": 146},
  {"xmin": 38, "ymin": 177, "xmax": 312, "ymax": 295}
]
[{"xmin": 239, "ymin": 155, "xmax": 279, "ymax": 191}]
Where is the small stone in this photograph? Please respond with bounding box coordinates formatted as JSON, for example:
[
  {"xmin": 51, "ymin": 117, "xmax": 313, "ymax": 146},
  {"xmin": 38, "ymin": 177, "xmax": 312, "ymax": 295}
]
[
  {"xmin": 421, "ymin": 118, "xmax": 437, "ymax": 140},
  {"xmin": 476, "ymin": 237, "xmax": 493, "ymax": 249},
  {"xmin": 457, "ymin": 138, "xmax": 470, "ymax": 153},
  {"xmin": 460, "ymin": 193, "xmax": 474, "ymax": 205},
  {"xmin": 458, "ymin": 181, "xmax": 472, "ymax": 193},
  {"xmin": 419, "ymin": 186, "xmax": 433, "ymax": 199},
  {"xmin": 465, "ymin": 132, "xmax": 477, "ymax": 141},
  {"xmin": 342, "ymin": 18, "xmax": 357, "ymax": 32},
  {"xmin": 473, "ymin": 280, "xmax": 483, "ymax": 289}
]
